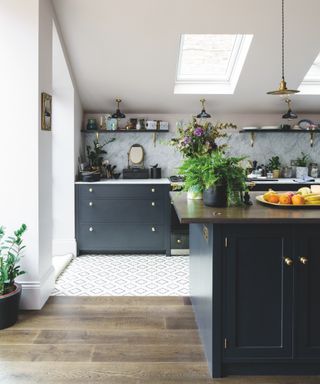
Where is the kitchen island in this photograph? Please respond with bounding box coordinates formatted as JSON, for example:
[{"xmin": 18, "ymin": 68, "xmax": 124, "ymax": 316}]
[{"xmin": 171, "ymin": 192, "xmax": 320, "ymax": 378}]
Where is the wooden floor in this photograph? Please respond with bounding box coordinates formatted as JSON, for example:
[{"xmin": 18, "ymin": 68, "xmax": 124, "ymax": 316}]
[{"xmin": 0, "ymin": 296, "xmax": 319, "ymax": 384}]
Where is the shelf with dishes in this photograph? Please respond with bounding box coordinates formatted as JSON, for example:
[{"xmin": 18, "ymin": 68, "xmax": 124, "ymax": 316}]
[{"xmin": 239, "ymin": 125, "xmax": 320, "ymax": 147}]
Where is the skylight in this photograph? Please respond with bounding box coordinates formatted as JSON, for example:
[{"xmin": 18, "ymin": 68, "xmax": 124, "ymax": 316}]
[
  {"xmin": 298, "ymin": 52, "xmax": 320, "ymax": 94},
  {"xmin": 174, "ymin": 34, "xmax": 253, "ymax": 94}
]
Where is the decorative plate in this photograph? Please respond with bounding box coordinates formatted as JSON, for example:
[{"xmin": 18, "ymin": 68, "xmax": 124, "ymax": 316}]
[
  {"xmin": 256, "ymin": 195, "xmax": 320, "ymax": 208},
  {"xmin": 298, "ymin": 119, "xmax": 313, "ymax": 130}
]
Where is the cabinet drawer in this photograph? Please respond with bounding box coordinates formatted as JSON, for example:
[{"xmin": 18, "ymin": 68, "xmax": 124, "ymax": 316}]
[
  {"xmin": 78, "ymin": 199, "xmax": 164, "ymax": 224},
  {"xmin": 78, "ymin": 184, "xmax": 166, "ymax": 200},
  {"xmin": 78, "ymin": 223, "xmax": 166, "ymax": 251}
]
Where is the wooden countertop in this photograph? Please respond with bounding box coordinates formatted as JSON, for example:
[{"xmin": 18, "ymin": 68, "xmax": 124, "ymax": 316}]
[{"xmin": 170, "ymin": 192, "xmax": 320, "ymax": 224}]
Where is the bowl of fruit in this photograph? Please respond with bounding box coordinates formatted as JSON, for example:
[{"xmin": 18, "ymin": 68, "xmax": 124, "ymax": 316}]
[{"xmin": 256, "ymin": 186, "xmax": 320, "ymax": 208}]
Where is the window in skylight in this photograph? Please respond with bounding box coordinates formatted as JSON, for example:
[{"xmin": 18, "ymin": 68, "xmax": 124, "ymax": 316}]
[
  {"xmin": 174, "ymin": 34, "xmax": 253, "ymax": 94},
  {"xmin": 298, "ymin": 52, "xmax": 320, "ymax": 94}
]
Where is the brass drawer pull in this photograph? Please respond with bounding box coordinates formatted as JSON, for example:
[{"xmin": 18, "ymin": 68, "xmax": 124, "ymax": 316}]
[
  {"xmin": 177, "ymin": 239, "xmax": 182, "ymax": 244},
  {"xmin": 151, "ymin": 227, "xmax": 156, "ymax": 232},
  {"xmin": 284, "ymin": 257, "xmax": 293, "ymax": 266},
  {"xmin": 151, "ymin": 202, "xmax": 156, "ymax": 207},
  {"xmin": 89, "ymin": 188, "xmax": 93, "ymax": 193},
  {"xmin": 89, "ymin": 202, "xmax": 93, "ymax": 207},
  {"xmin": 299, "ymin": 257, "xmax": 308, "ymax": 265},
  {"xmin": 89, "ymin": 227, "xmax": 94, "ymax": 232},
  {"xmin": 151, "ymin": 188, "xmax": 155, "ymax": 193}
]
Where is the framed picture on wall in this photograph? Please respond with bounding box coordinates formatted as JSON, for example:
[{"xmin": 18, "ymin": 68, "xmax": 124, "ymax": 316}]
[{"xmin": 41, "ymin": 92, "xmax": 52, "ymax": 131}]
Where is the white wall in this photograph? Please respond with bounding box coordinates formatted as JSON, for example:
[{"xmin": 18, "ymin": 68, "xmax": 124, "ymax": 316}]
[
  {"xmin": 0, "ymin": 0, "xmax": 54, "ymax": 309},
  {"xmin": 52, "ymin": 18, "xmax": 83, "ymax": 256}
]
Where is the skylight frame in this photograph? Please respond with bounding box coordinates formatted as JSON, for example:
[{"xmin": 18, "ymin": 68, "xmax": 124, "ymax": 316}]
[
  {"xmin": 174, "ymin": 34, "xmax": 253, "ymax": 95},
  {"xmin": 298, "ymin": 52, "xmax": 320, "ymax": 95}
]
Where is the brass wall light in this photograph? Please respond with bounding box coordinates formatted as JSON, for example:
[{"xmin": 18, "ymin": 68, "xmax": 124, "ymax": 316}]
[
  {"xmin": 282, "ymin": 98, "xmax": 298, "ymax": 120},
  {"xmin": 112, "ymin": 98, "xmax": 126, "ymax": 119},
  {"xmin": 267, "ymin": 0, "xmax": 299, "ymax": 95},
  {"xmin": 196, "ymin": 98, "xmax": 211, "ymax": 118}
]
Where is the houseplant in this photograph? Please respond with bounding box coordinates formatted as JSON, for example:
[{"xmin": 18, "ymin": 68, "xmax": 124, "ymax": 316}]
[
  {"xmin": 0, "ymin": 224, "xmax": 27, "ymax": 329},
  {"xmin": 267, "ymin": 156, "xmax": 281, "ymax": 178},
  {"xmin": 295, "ymin": 152, "xmax": 309, "ymax": 179},
  {"xmin": 86, "ymin": 137, "xmax": 115, "ymax": 170},
  {"xmin": 179, "ymin": 151, "xmax": 247, "ymax": 207}
]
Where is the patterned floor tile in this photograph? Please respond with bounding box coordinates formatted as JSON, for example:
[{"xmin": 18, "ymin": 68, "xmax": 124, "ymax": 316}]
[{"xmin": 52, "ymin": 254, "xmax": 190, "ymax": 296}]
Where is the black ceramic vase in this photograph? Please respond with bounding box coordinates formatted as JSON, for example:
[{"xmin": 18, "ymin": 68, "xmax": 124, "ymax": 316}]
[
  {"xmin": 203, "ymin": 185, "xmax": 228, "ymax": 207},
  {"xmin": 0, "ymin": 283, "xmax": 22, "ymax": 330}
]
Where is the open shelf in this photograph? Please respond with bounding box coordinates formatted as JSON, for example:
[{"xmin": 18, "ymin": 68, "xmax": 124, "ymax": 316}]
[
  {"xmin": 239, "ymin": 129, "xmax": 320, "ymax": 147},
  {"xmin": 81, "ymin": 129, "xmax": 169, "ymax": 133}
]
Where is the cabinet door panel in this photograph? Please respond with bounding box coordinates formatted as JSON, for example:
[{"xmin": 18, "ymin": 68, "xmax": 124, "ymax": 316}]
[
  {"xmin": 224, "ymin": 225, "xmax": 293, "ymax": 360},
  {"xmin": 295, "ymin": 225, "xmax": 320, "ymax": 358}
]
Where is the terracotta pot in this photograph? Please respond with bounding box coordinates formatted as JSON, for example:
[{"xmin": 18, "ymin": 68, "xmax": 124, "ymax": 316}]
[{"xmin": 0, "ymin": 283, "xmax": 22, "ymax": 330}]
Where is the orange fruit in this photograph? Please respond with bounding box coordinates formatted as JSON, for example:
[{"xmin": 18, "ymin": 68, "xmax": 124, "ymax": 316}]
[
  {"xmin": 279, "ymin": 194, "xmax": 292, "ymax": 205},
  {"xmin": 292, "ymin": 194, "xmax": 305, "ymax": 205},
  {"xmin": 268, "ymin": 194, "xmax": 280, "ymax": 204}
]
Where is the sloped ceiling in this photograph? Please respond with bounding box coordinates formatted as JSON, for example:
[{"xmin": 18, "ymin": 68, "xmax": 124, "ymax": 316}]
[{"xmin": 52, "ymin": 0, "xmax": 320, "ymax": 114}]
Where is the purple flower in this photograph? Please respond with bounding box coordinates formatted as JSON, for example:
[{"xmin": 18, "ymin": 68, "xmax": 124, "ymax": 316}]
[
  {"xmin": 194, "ymin": 127, "xmax": 204, "ymax": 137},
  {"xmin": 183, "ymin": 136, "xmax": 191, "ymax": 144}
]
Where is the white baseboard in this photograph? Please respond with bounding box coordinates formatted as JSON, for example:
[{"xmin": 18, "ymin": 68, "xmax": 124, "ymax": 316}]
[
  {"xmin": 53, "ymin": 238, "xmax": 77, "ymax": 256},
  {"xmin": 19, "ymin": 265, "xmax": 55, "ymax": 310}
]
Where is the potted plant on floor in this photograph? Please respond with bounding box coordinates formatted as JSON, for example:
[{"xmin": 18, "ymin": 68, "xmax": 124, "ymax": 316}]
[
  {"xmin": 267, "ymin": 156, "xmax": 281, "ymax": 178},
  {"xmin": 0, "ymin": 224, "xmax": 27, "ymax": 330},
  {"xmin": 179, "ymin": 151, "xmax": 247, "ymax": 207},
  {"xmin": 295, "ymin": 152, "xmax": 309, "ymax": 179}
]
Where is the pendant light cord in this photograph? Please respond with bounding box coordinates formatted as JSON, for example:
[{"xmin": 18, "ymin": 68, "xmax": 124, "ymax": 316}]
[{"xmin": 282, "ymin": 0, "xmax": 285, "ymax": 79}]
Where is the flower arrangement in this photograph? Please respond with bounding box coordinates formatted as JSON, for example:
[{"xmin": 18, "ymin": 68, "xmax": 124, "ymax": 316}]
[{"xmin": 170, "ymin": 117, "xmax": 236, "ymax": 158}]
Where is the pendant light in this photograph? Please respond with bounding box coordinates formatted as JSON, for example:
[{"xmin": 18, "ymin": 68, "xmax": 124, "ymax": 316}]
[
  {"xmin": 267, "ymin": 0, "xmax": 299, "ymax": 95},
  {"xmin": 196, "ymin": 99, "xmax": 211, "ymax": 118},
  {"xmin": 282, "ymin": 98, "xmax": 298, "ymax": 120},
  {"xmin": 112, "ymin": 98, "xmax": 126, "ymax": 119}
]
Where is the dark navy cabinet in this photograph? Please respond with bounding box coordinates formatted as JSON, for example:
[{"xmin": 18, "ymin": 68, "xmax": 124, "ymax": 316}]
[
  {"xmin": 189, "ymin": 222, "xmax": 320, "ymax": 377},
  {"xmin": 76, "ymin": 183, "xmax": 170, "ymax": 254}
]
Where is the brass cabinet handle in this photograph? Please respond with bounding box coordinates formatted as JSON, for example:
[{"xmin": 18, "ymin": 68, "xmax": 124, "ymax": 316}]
[
  {"xmin": 151, "ymin": 188, "xmax": 155, "ymax": 193},
  {"xmin": 284, "ymin": 257, "xmax": 293, "ymax": 266},
  {"xmin": 299, "ymin": 257, "xmax": 308, "ymax": 265},
  {"xmin": 151, "ymin": 202, "xmax": 155, "ymax": 206},
  {"xmin": 89, "ymin": 227, "xmax": 94, "ymax": 232},
  {"xmin": 151, "ymin": 227, "xmax": 156, "ymax": 232},
  {"xmin": 177, "ymin": 239, "xmax": 182, "ymax": 244},
  {"xmin": 89, "ymin": 188, "xmax": 93, "ymax": 193},
  {"xmin": 89, "ymin": 202, "xmax": 93, "ymax": 207}
]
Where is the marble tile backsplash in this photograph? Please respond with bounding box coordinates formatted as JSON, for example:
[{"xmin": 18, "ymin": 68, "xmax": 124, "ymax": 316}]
[{"xmin": 83, "ymin": 113, "xmax": 320, "ymax": 176}]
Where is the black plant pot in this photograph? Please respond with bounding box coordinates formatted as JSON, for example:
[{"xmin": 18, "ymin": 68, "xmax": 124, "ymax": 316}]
[
  {"xmin": 203, "ymin": 185, "xmax": 228, "ymax": 207},
  {"xmin": 0, "ymin": 283, "xmax": 22, "ymax": 330}
]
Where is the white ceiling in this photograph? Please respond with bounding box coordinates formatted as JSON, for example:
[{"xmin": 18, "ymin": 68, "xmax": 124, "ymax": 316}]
[{"xmin": 52, "ymin": 0, "xmax": 320, "ymax": 114}]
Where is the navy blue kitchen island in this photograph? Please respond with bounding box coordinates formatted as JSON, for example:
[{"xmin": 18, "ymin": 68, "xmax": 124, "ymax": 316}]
[{"xmin": 171, "ymin": 192, "xmax": 320, "ymax": 378}]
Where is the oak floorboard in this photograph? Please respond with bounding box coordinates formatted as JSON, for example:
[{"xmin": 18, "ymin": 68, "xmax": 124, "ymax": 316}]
[
  {"xmin": 34, "ymin": 329, "xmax": 200, "ymax": 345},
  {"xmin": 0, "ymin": 329, "xmax": 39, "ymax": 344}
]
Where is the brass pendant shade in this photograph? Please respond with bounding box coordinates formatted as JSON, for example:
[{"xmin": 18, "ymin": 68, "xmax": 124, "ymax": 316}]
[
  {"xmin": 196, "ymin": 99, "xmax": 211, "ymax": 119},
  {"xmin": 112, "ymin": 98, "xmax": 126, "ymax": 119},
  {"xmin": 267, "ymin": 0, "xmax": 299, "ymax": 96}
]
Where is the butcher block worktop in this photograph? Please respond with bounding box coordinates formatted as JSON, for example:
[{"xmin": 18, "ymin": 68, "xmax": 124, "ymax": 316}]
[{"xmin": 170, "ymin": 192, "xmax": 320, "ymax": 224}]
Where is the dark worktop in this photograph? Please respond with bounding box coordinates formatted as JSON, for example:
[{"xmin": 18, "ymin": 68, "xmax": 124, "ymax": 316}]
[{"xmin": 170, "ymin": 192, "xmax": 320, "ymax": 224}]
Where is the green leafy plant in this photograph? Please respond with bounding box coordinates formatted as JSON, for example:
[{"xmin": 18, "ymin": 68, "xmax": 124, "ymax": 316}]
[
  {"xmin": 170, "ymin": 117, "xmax": 236, "ymax": 158},
  {"xmin": 0, "ymin": 224, "xmax": 27, "ymax": 296},
  {"xmin": 86, "ymin": 137, "xmax": 115, "ymax": 168},
  {"xmin": 267, "ymin": 156, "xmax": 281, "ymax": 171},
  {"xmin": 179, "ymin": 151, "xmax": 247, "ymax": 206},
  {"xmin": 295, "ymin": 152, "xmax": 309, "ymax": 167}
]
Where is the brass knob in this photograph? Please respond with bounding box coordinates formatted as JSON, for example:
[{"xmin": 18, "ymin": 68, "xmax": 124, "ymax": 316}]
[
  {"xmin": 177, "ymin": 239, "xmax": 181, "ymax": 244},
  {"xmin": 89, "ymin": 202, "xmax": 93, "ymax": 207},
  {"xmin": 151, "ymin": 188, "xmax": 155, "ymax": 193},
  {"xmin": 300, "ymin": 257, "xmax": 308, "ymax": 265},
  {"xmin": 89, "ymin": 188, "xmax": 93, "ymax": 193},
  {"xmin": 151, "ymin": 202, "xmax": 155, "ymax": 206},
  {"xmin": 151, "ymin": 227, "xmax": 156, "ymax": 232},
  {"xmin": 284, "ymin": 257, "xmax": 293, "ymax": 266},
  {"xmin": 89, "ymin": 227, "xmax": 94, "ymax": 232}
]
